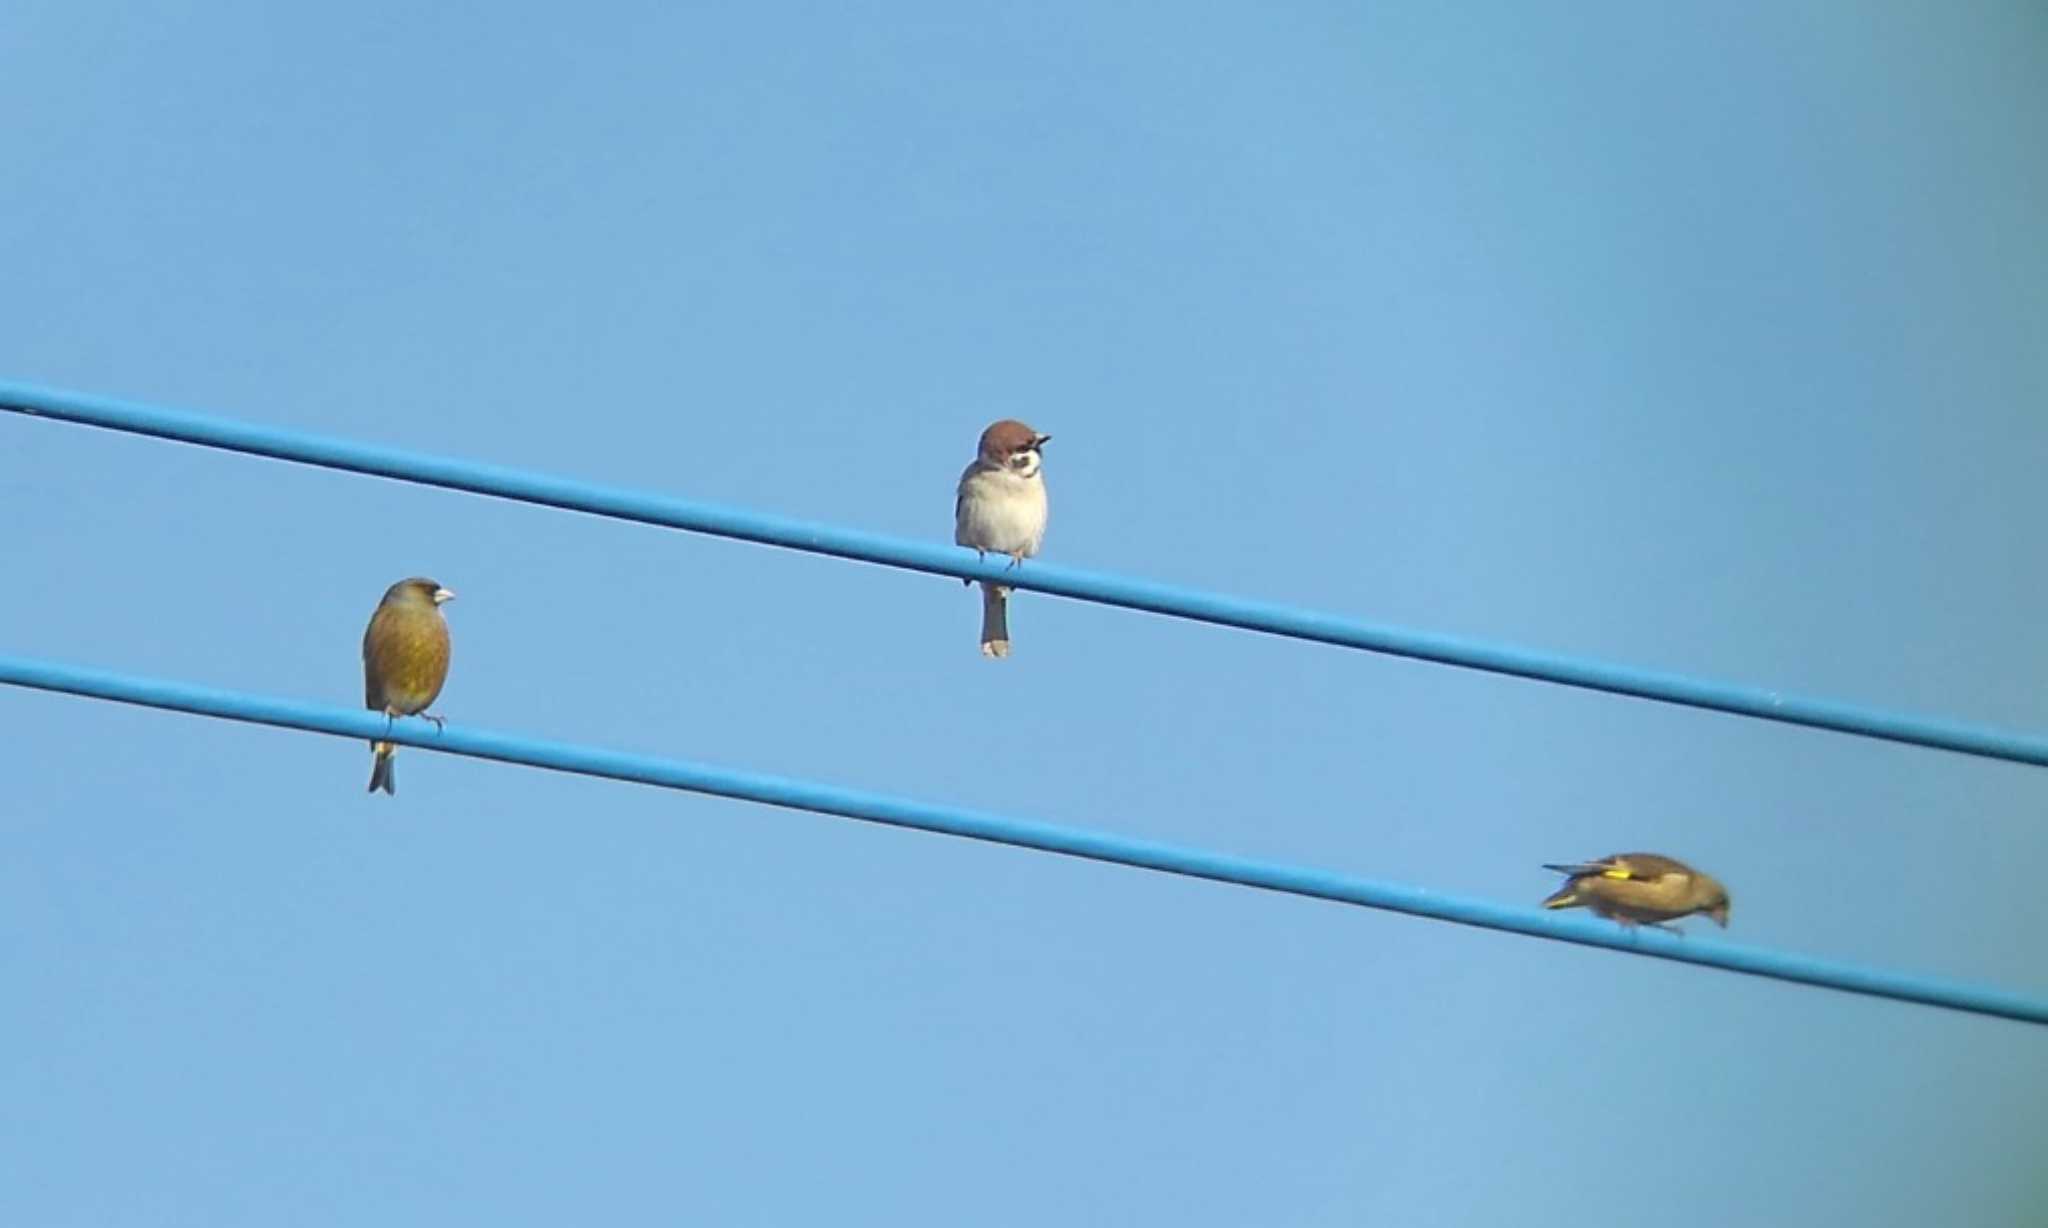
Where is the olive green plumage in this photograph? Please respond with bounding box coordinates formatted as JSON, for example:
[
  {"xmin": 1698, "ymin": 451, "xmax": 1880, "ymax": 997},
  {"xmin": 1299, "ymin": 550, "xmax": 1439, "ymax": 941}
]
[
  {"xmin": 361, "ymin": 577, "xmax": 454, "ymax": 795},
  {"xmin": 1540, "ymin": 852, "xmax": 1730, "ymax": 930}
]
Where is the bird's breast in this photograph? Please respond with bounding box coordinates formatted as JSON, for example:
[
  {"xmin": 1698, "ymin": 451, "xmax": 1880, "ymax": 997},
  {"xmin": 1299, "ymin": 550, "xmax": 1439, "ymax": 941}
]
[
  {"xmin": 364, "ymin": 608, "xmax": 451, "ymax": 714},
  {"xmin": 955, "ymin": 469, "xmax": 1047, "ymax": 556}
]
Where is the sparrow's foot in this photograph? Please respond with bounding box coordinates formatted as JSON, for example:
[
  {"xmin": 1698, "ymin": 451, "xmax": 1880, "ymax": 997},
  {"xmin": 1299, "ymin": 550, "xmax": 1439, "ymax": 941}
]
[
  {"xmin": 1005, "ymin": 550, "xmax": 1026, "ymax": 570},
  {"xmin": 423, "ymin": 713, "xmax": 447, "ymax": 733}
]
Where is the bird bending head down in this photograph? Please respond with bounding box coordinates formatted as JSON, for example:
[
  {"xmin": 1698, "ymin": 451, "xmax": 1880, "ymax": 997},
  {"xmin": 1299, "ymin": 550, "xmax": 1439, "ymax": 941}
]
[{"xmin": 1540, "ymin": 852, "xmax": 1730, "ymax": 930}]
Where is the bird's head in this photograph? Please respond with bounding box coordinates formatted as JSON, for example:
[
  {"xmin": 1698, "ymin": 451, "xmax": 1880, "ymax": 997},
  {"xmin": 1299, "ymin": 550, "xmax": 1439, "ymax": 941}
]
[
  {"xmin": 1700, "ymin": 878, "xmax": 1731, "ymax": 928},
  {"xmin": 977, "ymin": 419, "xmax": 1050, "ymax": 478},
  {"xmin": 386, "ymin": 577, "xmax": 456, "ymax": 607}
]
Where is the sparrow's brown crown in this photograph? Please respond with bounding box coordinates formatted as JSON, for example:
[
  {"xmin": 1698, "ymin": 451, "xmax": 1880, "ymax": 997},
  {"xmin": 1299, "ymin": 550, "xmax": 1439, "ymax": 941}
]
[{"xmin": 977, "ymin": 419, "xmax": 1049, "ymax": 465}]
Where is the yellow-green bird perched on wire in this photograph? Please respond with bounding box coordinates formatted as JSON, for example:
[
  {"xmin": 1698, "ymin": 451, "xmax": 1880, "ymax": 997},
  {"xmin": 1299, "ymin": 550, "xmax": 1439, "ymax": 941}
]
[
  {"xmin": 361, "ymin": 576, "xmax": 454, "ymax": 795},
  {"xmin": 1540, "ymin": 853, "xmax": 1730, "ymax": 931}
]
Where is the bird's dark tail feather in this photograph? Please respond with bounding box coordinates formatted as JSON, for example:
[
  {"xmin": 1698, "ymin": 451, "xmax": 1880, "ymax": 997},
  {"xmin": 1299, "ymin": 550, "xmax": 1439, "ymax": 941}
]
[
  {"xmin": 368, "ymin": 741, "xmax": 397, "ymax": 795},
  {"xmin": 979, "ymin": 582, "xmax": 1012, "ymax": 658}
]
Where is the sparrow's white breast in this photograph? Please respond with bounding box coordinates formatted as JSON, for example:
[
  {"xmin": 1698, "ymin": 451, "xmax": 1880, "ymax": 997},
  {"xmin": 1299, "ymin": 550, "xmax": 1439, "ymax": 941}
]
[{"xmin": 955, "ymin": 464, "xmax": 1048, "ymax": 558}]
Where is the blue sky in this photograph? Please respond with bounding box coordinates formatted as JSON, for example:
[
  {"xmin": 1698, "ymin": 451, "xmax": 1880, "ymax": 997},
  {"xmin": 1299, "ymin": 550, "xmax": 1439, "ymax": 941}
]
[{"xmin": 4, "ymin": 2, "xmax": 2046, "ymax": 1223}]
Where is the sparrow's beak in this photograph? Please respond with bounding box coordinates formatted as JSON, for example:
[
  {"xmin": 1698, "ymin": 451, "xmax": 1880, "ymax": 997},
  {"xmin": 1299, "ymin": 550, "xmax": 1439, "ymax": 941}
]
[
  {"xmin": 1708, "ymin": 903, "xmax": 1729, "ymax": 928},
  {"xmin": 432, "ymin": 587, "xmax": 456, "ymax": 605},
  {"xmin": 1034, "ymin": 434, "xmax": 1052, "ymax": 448}
]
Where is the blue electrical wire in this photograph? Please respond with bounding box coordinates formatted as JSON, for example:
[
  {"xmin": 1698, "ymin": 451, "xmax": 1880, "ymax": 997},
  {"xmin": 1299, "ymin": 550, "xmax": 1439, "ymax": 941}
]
[
  {"xmin": 4, "ymin": 379, "xmax": 2045, "ymax": 768},
  {"xmin": 1, "ymin": 652, "xmax": 2041, "ymax": 1026}
]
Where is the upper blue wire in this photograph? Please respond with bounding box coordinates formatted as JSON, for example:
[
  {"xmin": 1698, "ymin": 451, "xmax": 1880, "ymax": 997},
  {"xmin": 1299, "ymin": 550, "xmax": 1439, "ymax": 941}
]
[{"xmin": 5, "ymin": 378, "xmax": 2045, "ymax": 768}]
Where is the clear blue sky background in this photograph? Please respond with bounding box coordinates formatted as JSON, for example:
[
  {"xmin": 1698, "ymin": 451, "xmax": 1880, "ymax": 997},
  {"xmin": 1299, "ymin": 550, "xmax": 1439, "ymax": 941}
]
[{"xmin": 4, "ymin": 2, "xmax": 2046, "ymax": 1223}]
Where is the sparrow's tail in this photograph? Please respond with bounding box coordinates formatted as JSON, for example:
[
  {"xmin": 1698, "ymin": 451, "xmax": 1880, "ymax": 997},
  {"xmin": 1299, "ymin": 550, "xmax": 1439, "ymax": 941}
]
[
  {"xmin": 978, "ymin": 582, "xmax": 1012, "ymax": 658},
  {"xmin": 367, "ymin": 741, "xmax": 397, "ymax": 795},
  {"xmin": 1540, "ymin": 884, "xmax": 1583, "ymax": 911}
]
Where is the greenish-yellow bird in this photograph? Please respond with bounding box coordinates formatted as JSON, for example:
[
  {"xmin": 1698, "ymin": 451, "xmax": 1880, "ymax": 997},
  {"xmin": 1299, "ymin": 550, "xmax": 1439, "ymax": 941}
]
[
  {"xmin": 1540, "ymin": 852, "xmax": 1730, "ymax": 930},
  {"xmin": 361, "ymin": 576, "xmax": 454, "ymax": 795}
]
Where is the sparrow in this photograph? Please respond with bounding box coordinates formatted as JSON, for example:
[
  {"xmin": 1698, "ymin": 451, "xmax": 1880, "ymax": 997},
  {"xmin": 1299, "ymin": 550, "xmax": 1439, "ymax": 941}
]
[
  {"xmin": 361, "ymin": 576, "xmax": 454, "ymax": 795},
  {"xmin": 1540, "ymin": 853, "xmax": 1730, "ymax": 931},
  {"xmin": 954, "ymin": 419, "xmax": 1050, "ymax": 658}
]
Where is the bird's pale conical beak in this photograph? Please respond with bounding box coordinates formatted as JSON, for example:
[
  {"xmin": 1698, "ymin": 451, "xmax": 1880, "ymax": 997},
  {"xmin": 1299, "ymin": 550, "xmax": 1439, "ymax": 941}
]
[
  {"xmin": 1708, "ymin": 904, "xmax": 1729, "ymax": 927},
  {"xmin": 433, "ymin": 587, "xmax": 456, "ymax": 605}
]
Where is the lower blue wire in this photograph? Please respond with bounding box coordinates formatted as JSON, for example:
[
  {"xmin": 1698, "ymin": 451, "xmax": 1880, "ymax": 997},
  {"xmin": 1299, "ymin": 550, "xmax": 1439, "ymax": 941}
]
[{"xmin": 2, "ymin": 651, "xmax": 2042, "ymax": 1026}]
